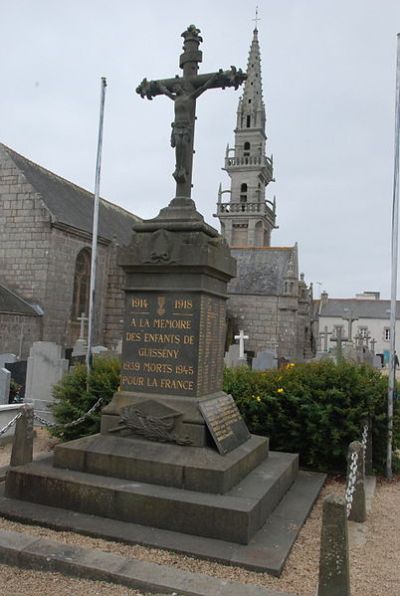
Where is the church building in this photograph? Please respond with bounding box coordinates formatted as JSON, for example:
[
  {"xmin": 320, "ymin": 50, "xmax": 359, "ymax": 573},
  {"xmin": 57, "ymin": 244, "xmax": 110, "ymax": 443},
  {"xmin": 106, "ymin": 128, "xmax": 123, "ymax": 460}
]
[
  {"xmin": 215, "ymin": 27, "xmax": 315, "ymax": 361},
  {"xmin": 0, "ymin": 144, "xmax": 140, "ymax": 357}
]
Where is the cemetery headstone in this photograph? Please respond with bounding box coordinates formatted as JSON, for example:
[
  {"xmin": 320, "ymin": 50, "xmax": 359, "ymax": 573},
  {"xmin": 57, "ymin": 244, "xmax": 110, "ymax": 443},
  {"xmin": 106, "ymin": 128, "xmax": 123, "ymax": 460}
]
[
  {"xmin": 5, "ymin": 360, "xmax": 27, "ymax": 399},
  {"xmin": 252, "ymin": 348, "xmax": 277, "ymax": 371},
  {"xmin": 224, "ymin": 343, "xmax": 244, "ymax": 368},
  {"xmin": 0, "ymin": 353, "xmax": 17, "ymax": 369},
  {"xmin": 318, "ymin": 494, "xmax": 350, "ymax": 596},
  {"xmin": 72, "ymin": 313, "xmax": 88, "ymax": 357},
  {"xmin": 25, "ymin": 342, "xmax": 68, "ymax": 423},
  {"xmin": 0, "ymin": 368, "xmax": 11, "ymax": 405}
]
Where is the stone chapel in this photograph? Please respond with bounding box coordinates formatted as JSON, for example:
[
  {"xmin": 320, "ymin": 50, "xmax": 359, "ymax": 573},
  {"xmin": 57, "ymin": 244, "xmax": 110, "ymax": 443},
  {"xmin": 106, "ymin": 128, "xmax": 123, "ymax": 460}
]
[
  {"xmin": 215, "ymin": 27, "xmax": 315, "ymax": 361},
  {"xmin": 0, "ymin": 143, "xmax": 140, "ymax": 357}
]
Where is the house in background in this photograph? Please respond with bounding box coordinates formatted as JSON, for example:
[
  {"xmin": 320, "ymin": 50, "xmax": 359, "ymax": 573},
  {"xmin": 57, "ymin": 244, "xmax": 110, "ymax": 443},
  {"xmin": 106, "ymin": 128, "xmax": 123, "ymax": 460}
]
[
  {"xmin": 0, "ymin": 143, "xmax": 140, "ymax": 357},
  {"xmin": 317, "ymin": 291, "xmax": 398, "ymax": 363}
]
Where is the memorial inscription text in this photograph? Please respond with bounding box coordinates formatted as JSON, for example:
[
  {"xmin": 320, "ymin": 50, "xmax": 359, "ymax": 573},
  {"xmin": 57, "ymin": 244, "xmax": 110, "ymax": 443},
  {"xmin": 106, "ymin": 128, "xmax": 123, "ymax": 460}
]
[{"xmin": 121, "ymin": 293, "xmax": 200, "ymax": 396}]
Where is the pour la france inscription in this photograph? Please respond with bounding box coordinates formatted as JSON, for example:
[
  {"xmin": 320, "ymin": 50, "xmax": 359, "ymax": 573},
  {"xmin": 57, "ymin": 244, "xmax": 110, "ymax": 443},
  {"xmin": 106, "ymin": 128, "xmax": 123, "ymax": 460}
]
[{"xmin": 121, "ymin": 292, "xmax": 200, "ymax": 396}]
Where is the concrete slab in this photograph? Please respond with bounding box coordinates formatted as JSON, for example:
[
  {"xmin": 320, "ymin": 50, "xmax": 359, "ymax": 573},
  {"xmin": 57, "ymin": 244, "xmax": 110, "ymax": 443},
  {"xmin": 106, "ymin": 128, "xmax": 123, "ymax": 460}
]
[
  {"xmin": 0, "ymin": 528, "xmax": 296, "ymax": 596},
  {"xmin": 0, "ymin": 469, "xmax": 326, "ymax": 575}
]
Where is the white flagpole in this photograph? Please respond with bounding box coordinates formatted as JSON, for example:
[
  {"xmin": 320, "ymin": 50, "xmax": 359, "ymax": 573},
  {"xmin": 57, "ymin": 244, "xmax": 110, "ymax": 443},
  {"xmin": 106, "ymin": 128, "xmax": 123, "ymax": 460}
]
[
  {"xmin": 387, "ymin": 35, "xmax": 400, "ymax": 479},
  {"xmin": 86, "ymin": 77, "xmax": 107, "ymax": 375}
]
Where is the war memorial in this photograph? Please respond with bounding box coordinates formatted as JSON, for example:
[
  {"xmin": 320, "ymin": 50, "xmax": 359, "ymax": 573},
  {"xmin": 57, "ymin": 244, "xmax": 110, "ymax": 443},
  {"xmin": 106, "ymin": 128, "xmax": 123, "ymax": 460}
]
[{"xmin": 2, "ymin": 26, "xmax": 324, "ymax": 573}]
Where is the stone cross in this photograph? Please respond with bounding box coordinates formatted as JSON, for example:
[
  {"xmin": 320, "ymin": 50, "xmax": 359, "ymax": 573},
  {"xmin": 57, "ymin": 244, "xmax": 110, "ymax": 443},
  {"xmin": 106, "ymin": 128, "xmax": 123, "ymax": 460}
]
[
  {"xmin": 343, "ymin": 308, "xmax": 358, "ymax": 343},
  {"xmin": 330, "ymin": 326, "xmax": 347, "ymax": 361},
  {"xmin": 234, "ymin": 330, "xmax": 249, "ymax": 360},
  {"xmin": 77, "ymin": 312, "xmax": 88, "ymax": 340},
  {"xmin": 319, "ymin": 326, "xmax": 332, "ymax": 352},
  {"xmin": 370, "ymin": 338, "xmax": 377, "ymax": 353},
  {"xmin": 136, "ymin": 25, "xmax": 246, "ymax": 200}
]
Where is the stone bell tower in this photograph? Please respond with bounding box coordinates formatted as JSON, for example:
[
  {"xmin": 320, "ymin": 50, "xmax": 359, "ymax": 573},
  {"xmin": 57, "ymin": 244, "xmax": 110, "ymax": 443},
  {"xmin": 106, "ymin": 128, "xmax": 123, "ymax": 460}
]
[{"xmin": 215, "ymin": 26, "xmax": 276, "ymax": 247}]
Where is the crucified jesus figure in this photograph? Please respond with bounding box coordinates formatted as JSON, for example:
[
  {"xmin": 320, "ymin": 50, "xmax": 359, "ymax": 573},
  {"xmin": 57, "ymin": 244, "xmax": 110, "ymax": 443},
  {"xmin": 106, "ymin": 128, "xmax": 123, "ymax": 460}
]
[{"xmin": 136, "ymin": 25, "xmax": 246, "ymax": 200}]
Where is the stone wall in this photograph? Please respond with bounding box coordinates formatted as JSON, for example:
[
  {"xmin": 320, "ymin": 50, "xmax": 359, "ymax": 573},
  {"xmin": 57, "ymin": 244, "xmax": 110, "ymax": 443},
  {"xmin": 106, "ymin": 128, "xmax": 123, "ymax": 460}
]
[
  {"xmin": 0, "ymin": 314, "xmax": 42, "ymax": 358},
  {"xmin": 0, "ymin": 147, "xmax": 51, "ymax": 304},
  {"xmin": 227, "ymin": 292, "xmax": 312, "ymax": 361},
  {"xmin": 45, "ymin": 226, "xmax": 109, "ymax": 347}
]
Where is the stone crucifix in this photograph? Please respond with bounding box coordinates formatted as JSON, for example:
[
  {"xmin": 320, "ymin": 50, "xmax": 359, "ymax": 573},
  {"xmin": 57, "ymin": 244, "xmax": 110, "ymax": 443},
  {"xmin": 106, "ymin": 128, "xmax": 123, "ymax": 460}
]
[
  {"xmin": 234, "ymin": 330, "xmax": 249, "ymax": 360},
  {"xmin": 136, "ymin": 25, "xmax": 246, "ymax": 201},
  {"xmin": 319, "ymin": 326, "xmax": 332, "ymax": 352}
]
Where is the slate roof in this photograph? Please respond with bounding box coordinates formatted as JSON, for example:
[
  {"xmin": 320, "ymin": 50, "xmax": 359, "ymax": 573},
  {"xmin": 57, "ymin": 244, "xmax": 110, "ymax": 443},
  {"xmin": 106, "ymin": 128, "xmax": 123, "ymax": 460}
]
[
  {"xmin": 0, "ymin": 284, "xmax": 42, "ymax": 316},
  {"xmin": 1, "ymin": 144, "xmax": 140, "ymax": 245},
  {"xmin": 319, "ymin": 298, "xmax": 400, "ymax": 319},
  {"xmin": 228, "ymin": 247, "xmax": 296, "ymax": 295}
]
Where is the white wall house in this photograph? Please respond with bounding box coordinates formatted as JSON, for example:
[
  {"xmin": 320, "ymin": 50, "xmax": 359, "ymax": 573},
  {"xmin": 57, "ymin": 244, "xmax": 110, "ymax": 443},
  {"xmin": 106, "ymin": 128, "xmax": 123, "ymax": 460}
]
[{"xmin": 317, "ymin": 291, "xmax": 400, "ymax": 364}]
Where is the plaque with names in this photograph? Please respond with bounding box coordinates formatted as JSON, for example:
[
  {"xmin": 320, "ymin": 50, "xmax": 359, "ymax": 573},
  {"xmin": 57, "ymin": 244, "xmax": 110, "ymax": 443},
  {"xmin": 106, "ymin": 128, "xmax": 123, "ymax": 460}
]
[{"xmin": 199, "ymin": 395, "xmax": 251, "ymax": 455}]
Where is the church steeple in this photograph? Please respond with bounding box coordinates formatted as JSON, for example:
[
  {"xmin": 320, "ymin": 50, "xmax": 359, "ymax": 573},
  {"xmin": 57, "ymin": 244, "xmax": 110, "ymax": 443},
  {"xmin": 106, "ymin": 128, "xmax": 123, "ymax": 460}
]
[{"xmin": 215, "ymin": 26, "xmax": 276, "ymax": 248}]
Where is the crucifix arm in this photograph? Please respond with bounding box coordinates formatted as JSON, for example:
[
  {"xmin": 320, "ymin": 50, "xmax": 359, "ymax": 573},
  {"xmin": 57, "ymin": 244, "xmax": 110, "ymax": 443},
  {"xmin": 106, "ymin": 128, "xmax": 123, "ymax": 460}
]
[
  {"xmin": 136, "ymin": 78, "xmax": 177, "ymax": 101},
  {"xmin": 191, "ymin": 67, "xmax": 247, "ymax": 97}
]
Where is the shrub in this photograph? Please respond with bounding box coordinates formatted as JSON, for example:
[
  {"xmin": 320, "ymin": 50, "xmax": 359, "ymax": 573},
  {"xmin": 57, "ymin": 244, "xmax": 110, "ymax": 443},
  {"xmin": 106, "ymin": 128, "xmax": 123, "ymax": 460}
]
[
  {"xmin": 223, "ymin": 360, "xmax": 400, "ymax": 473},
  {"xmin": 50, "ymin": 356, "xmax": 121, "ymax": 441}
]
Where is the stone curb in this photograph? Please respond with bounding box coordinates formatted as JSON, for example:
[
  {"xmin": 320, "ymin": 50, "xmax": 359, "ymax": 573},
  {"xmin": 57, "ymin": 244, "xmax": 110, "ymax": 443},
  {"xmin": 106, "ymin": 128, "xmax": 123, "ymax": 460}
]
[{"xmin": 0, "ymin": 528, "xmax": 295, "ymax": 596}]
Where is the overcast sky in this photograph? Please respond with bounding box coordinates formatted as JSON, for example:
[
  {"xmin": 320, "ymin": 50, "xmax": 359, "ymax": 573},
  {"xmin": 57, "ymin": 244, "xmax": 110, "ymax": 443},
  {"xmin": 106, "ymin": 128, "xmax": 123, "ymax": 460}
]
[{"xmin": 2, "ymin": 0, "xmax": 400, "ymax": 298}]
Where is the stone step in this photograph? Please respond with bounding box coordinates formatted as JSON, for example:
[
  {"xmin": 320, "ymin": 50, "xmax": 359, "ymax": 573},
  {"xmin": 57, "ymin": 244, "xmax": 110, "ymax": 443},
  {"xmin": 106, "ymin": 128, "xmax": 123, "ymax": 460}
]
[
  {"xmin": 5, "ymin": 450, "xmax": 298, "ymax": 545},
  {"xmin": 0, "ymin": 469, "xmax": 326, "ymax": 575},
  {"xmin": 53, "ymin": 433, "xmax": 269, "ymax": 494}
]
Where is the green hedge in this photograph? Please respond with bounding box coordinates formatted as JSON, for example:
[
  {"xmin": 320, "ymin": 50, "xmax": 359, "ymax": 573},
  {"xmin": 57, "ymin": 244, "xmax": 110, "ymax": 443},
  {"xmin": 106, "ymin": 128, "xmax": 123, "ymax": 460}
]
[
  {"xmin": 50, "ymin": 356, "xmax": 121, "ymax": 441},
  {"xmin": 223, "ymin": 360, "xmax": 399, "ymax": 473}
]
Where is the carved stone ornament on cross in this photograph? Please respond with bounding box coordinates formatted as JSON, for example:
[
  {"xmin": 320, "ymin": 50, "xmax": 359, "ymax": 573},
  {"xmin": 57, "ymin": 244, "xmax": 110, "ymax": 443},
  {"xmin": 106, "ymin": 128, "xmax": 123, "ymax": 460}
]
[{"xmin": 136, "ymin": 24, "xmax": 246, "ymax": 202}]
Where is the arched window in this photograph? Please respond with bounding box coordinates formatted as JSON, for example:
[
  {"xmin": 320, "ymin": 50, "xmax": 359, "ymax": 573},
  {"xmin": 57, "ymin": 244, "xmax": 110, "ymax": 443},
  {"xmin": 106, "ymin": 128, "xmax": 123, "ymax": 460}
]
[
  {"xmin": 243, "ymin": 142, "xmax": 250, "ymax": 158},
  {"xmin": 246, "ymin": 115, "xmax": 251, "ymax": 128},
  {"xmin": 72, "ymin": 248, "xmax": 91, "ymax": 320},
  {"xmin": 240, "ymin": 183, "xmax": 248, "ymax": 203}
]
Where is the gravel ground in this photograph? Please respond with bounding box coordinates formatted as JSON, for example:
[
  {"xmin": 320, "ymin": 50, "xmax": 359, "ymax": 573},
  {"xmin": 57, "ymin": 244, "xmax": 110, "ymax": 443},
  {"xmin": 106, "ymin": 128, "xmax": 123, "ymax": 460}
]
[{"xmin": 0, "ymin": 431, "xmax": 398, "ymax": 596}]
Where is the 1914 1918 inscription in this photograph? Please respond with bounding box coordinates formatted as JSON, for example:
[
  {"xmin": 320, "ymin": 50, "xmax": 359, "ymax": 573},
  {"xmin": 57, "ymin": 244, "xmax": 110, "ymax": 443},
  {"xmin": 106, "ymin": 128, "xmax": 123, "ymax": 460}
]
[
  {"xmin": 199, "ymin": 395, "xmax": 250, "ymax": 454},
  {"xmin": 121, "ymin": 292, "xmax": 200, "ymax": 396}
]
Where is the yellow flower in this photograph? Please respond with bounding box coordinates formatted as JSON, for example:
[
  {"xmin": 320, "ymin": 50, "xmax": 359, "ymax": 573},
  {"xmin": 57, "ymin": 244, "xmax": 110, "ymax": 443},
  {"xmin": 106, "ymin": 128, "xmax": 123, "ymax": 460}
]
[
  {"xmin": 276, "ymin": 388, "xmax": 284, "ymax": 394},
  {"xmin": 256, "ymin": 396, "xmax": 261, "ymax": 402}
]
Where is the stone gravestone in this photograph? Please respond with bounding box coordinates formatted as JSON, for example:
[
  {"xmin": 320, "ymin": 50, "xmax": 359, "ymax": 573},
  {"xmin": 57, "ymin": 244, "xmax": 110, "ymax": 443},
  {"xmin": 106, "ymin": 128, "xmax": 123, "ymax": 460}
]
[
  {"xmin": 0, "ymin": 353, "xmax": 17, "ymax": 369},
  {"xmin": 252, "ymin": 349, "xmax": 277, "ymax": 371},
  {"xmin": 0, "ymin": 368, "xmax": 11, "ymax": 405},
  {"xmin": 72, "ymin": 313, "xmax": 88, "ymax": 358},
  {"xmin": 25, "ymin": 341, "xmax": 69, "ymax": 423},
  {"xmin": 224, "ymin": 343, "xmax": 242, "ymax": 368},
  {"xmin": 5, "ymin": 360, "xmax": 27, "ymax": 399}
]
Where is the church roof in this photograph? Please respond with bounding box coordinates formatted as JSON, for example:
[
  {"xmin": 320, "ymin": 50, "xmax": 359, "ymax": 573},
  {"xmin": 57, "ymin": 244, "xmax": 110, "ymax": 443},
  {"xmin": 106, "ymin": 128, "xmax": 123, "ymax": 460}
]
[
  {"xmin": 1, "ymin": 144, "xmax": 140, "ymax": 245},
  {"xmin": 228, "ymin": 246, "xmax": 298, "ymax": 295},
  {"xmin": 319, "ymin": 298, "xmax": 400, "ymax": 319},
  {"xmin": 0, "ymin": 283, "xmax": 42, "ymax": 316}
]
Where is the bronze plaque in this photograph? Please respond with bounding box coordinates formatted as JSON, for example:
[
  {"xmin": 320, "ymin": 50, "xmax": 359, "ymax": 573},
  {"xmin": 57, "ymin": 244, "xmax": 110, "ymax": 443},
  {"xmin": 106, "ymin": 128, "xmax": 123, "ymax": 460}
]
[
  {"xmin": 121, "ymin": 292, "xmax": 200, "ymax": 396},
  {"xmin": 199, "ymin": 395, "xmax": 250, "ymax": 455},
  {"xmin": 196, "ymin": 294, "xmax": 226, "ymax": 396}
]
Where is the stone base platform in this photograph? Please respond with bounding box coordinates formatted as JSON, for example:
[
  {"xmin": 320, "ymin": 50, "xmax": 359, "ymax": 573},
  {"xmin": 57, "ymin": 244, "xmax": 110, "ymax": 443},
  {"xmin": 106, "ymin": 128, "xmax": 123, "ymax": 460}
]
[
  {"xmin": 52, "ymin": 433, "xmax": 269, "ymax": 494},
  {"xmin": 0, "ymin": 469, "xmax": 326, "ymax": 575},
  {"xmin": 5, "ymin": 449, "xmax": 298, "ymax": 544}
]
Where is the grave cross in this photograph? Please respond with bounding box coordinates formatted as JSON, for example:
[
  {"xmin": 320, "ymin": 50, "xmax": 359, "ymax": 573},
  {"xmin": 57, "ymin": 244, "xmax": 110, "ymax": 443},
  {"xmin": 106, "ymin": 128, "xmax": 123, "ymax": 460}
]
[
  {"xmin": 77, "ymin": 312, "xmax": 88, "ymax": 341},
  {"xmin": 234, "ymin": 330, "xmax": 249, "ymax": 360},
  {"xmin": 319, "ymin": 326, "xmax": 332, "ymax": 352},
  {"xmin": 136, "ymin": 25, "xmax": 246, "ymax": 201},
  {"xmin": 330, "ymin": 326, "xmax": 347, "ymax": 361},
  {"xmin": 343, "ymin": 308, "xmax": 358, "ymax": 343},
  {"xmin": 370, "ymin": 338, "xmax": 377, "ymax": 353}
]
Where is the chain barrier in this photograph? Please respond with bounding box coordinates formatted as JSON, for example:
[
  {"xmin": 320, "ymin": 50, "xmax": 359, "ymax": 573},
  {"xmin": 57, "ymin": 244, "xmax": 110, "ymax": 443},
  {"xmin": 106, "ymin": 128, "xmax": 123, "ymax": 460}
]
[
  {"xmin": 33, "ymin": 396, "xmax": 104, "ymax": 430},
  {"xmin": 345, "ymin": 450, "xmax": 359, "ymax": 518},
  {"xmin": 0, "ymin": 411, "xmax": 23, "ymax": 438},
  {"xmin": 345, "ymin": 422, "xmax": 368, "ymax": 518}
]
